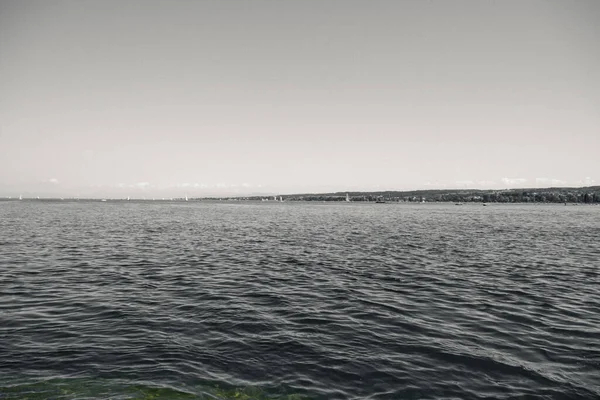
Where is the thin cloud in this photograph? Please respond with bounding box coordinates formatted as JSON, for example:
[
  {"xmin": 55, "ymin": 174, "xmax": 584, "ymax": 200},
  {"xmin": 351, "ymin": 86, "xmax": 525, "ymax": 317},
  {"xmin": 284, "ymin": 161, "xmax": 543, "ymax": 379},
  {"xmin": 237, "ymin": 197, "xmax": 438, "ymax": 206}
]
[
  {"xmin": 578, "ymin": 177, "xmax": 596, "ymax": 186},
  {"xmin": 455, "ymin": 180, "xmax": 475, "ymax": 187},
  {"xmin": 501, "ymin": 178, "xmax": 527, "ymax": 186},
  {"xmin": 536, "ymin": 178, "xmax": 568, "ymax": 186},
  {"xmin": 477, "ymin": 180, "xmax": 497, "ymax": 187}
]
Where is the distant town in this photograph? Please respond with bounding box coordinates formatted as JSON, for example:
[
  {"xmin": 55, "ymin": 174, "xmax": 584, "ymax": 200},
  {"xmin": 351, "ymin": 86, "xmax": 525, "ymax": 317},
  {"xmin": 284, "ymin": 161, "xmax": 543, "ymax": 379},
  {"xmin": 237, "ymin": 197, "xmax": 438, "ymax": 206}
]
[{"xmin": 3, "ymin": 186, "xmax": 599, "ymax": 204}]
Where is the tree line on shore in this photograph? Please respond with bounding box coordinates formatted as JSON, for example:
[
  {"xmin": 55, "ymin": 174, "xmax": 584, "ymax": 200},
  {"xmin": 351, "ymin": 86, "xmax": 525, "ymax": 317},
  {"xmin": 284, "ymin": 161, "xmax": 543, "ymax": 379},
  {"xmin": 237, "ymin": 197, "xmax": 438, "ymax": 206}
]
[{"xmin": 243, "ymin": 186, "xmax": 600, "ymax": 203}]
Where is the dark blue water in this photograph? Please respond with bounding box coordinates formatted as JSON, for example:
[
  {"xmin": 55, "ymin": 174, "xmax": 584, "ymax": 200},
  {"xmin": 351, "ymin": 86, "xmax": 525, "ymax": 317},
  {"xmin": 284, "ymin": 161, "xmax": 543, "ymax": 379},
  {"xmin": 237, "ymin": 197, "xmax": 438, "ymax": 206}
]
[{"xmin": 1, "ymin": 201, "xmax": 598, "ymax": 399}]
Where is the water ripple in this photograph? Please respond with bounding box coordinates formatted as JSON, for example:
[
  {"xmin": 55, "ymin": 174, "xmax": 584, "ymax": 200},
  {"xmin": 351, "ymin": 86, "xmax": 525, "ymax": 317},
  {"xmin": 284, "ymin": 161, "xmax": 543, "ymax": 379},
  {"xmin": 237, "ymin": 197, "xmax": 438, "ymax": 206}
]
[{"xmin": 0, "ymin": 201, "xmax": 598, "ymax": 399}]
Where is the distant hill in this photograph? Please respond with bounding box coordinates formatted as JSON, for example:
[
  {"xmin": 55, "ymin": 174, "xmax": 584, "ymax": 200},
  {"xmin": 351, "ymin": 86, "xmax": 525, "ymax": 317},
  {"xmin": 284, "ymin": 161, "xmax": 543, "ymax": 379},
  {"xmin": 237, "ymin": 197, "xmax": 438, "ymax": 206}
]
[{"xmin": 239, "ymin": 186, "xmax": 600, "ymax": 203}]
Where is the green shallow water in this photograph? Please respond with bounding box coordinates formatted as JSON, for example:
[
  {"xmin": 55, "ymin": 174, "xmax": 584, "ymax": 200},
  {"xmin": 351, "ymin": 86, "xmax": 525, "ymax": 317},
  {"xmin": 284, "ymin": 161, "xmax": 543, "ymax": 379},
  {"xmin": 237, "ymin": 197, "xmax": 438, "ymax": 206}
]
[{"xmin": 0, "ymin": 378, "xmax": 309, "ymax": 400}]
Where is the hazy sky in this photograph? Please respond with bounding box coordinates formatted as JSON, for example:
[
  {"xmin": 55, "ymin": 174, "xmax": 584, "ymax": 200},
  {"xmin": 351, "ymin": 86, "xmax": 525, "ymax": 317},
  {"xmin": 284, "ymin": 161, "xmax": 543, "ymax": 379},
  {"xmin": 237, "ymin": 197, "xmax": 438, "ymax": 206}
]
[{"xmin": 1, "ymin": 0, "xmax": 599, "ymax": 196}]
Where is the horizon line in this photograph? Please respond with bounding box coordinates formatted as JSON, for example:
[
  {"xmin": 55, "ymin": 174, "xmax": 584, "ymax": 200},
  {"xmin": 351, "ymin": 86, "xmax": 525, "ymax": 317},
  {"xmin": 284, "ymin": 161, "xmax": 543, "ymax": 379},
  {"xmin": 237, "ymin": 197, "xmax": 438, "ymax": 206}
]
[{"xmin": 2, "ymin": 184, "xmax": 599, "ymax": 200}]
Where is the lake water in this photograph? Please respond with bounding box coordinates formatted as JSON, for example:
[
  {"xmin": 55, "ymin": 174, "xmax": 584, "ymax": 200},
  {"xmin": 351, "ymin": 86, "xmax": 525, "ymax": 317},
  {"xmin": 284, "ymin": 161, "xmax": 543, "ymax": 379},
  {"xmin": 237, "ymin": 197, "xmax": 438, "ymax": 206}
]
[{"xmin": 1, "ymin": 201, "xmax": 598, "ymax": 399}]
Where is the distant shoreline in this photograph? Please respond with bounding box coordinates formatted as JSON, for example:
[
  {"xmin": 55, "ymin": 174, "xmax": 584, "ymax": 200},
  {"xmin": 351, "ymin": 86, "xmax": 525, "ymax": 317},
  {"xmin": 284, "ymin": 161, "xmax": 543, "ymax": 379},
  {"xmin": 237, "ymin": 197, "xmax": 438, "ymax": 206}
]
[
  {"xmin": 2, "ymin": 185, "xmax": 599, "ymax": 204},
  {"xmin": 272, "ymin": 185, "xmax": 600, "ymax": 204}
]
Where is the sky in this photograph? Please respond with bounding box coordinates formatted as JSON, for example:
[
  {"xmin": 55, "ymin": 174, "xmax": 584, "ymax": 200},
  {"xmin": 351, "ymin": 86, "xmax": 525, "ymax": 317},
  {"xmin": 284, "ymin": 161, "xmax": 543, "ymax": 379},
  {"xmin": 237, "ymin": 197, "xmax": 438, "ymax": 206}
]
[{"xmin": 1, "ymin": 0, "xmax": 599, "ymax": 197}]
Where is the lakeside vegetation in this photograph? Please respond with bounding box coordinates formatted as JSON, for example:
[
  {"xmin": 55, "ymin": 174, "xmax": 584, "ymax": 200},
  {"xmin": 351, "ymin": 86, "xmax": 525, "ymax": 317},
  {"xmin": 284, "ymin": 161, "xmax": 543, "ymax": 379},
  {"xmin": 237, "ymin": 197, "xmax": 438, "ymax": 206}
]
[{"xmin": 242, "ymin": 186, "xmax": 600, "ymax": 204}]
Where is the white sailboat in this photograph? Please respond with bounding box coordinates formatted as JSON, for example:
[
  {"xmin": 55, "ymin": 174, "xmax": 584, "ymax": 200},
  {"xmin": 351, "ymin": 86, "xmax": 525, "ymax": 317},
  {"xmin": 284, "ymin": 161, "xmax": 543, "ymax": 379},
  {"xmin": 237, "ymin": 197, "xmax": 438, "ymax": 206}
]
[
  {"xmin": 346, "ymin": 193, "xmax": 350, "ymax": 202},
  {"xmin": 280, "ymin": 196, "xmax": 283, "ymax": 202},
  {"xmin": 19, "ymin": 194, "xmax": 22, "ymax": 200},
  {"xmin": 185, "ymin": 195, "xmax": 188, "ymax": 201}
]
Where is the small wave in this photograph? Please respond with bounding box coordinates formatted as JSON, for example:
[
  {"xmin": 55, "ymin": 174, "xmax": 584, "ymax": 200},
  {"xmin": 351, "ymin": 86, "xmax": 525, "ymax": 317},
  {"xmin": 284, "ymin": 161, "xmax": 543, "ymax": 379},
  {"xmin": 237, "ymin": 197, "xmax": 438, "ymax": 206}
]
[{"xmin": 1, "ymin": 202, "xmax": 598, "ymax": 399}]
